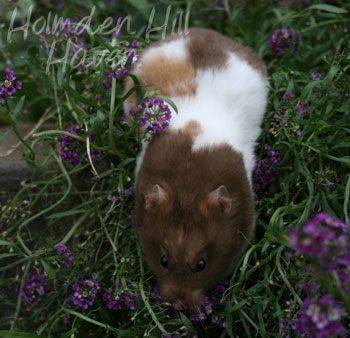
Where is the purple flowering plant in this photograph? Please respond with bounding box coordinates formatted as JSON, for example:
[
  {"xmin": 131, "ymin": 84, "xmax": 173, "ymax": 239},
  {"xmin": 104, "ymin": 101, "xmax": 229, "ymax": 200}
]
[
  {"xmin": 1, "ymin": 1, "xmax": 350, "ymax": 337},
  {"xmin": 269, "ymin": 28, "xmax": 300, "ymax": 59}
]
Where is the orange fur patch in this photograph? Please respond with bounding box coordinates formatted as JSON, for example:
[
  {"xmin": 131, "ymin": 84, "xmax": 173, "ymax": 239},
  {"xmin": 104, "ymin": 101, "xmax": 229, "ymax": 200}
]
[
  {"xmin": 124, "ymin": 55, "xmax": 196, "ymax": 111},
  {"xmin": 182, "ymin": 120, "xmax": 202, "ymax": 140}
]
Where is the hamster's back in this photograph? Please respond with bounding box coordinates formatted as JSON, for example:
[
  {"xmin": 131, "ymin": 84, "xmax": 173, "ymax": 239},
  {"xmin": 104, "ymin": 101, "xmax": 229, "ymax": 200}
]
[{"xmin": 124, "ymin": 28, "xmax": 268, "ymax": 177}]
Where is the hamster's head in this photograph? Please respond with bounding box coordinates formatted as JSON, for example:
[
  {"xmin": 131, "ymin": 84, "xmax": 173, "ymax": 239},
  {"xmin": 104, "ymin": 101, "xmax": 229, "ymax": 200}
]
[{"xmin": 135, "ymin": 183, "xmax": 254, "ymax": 310}]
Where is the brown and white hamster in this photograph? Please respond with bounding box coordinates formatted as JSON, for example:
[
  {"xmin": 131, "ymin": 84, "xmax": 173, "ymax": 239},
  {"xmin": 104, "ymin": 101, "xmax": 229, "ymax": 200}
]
[{"xmin": 124, "ymin": 28, "xmax": 268, "ymax": 310}]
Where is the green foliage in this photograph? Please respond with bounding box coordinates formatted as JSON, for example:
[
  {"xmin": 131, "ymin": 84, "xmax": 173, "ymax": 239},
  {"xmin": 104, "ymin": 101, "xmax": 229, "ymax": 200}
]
[{"xmin": 0, "ymin": 0, "xmax": 349, "ymax": 337}]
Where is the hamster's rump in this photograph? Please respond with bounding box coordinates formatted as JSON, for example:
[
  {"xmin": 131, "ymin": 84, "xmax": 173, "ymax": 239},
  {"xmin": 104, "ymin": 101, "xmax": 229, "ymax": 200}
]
[{"xmin": 124, "ymin": 28, "xmax": 268, "ymax": 310}]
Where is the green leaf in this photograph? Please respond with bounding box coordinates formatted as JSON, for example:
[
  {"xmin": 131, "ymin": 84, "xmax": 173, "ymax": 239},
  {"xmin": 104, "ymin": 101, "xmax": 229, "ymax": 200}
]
[
  {"xmin": 10, "ymin": 96, "xmax": 26, "ymax": 122},
  {"xmin": 0, "ymin": 130, "xmax": 12, "ymax": 145},
  {"xmin": 40, "ymin": 259, "xmax": 56, "ymax": 281},
  {"xmin": 179, "ymin": 313, "xmax": 197, "ymax": 337},
  {"xmin": 0, "ymin": 253, "xmax": 18, "ymax": 260},
  {"xmin": 229, "ymin": 299, "xmax": 248, "ymax": 312},
  {"xmin": 0, "ymin": 331, "xmax": 47, "ymax": 338},
  {"xmin": 308, "ymin": 4, "xmax": 348, "ymax": 14},
  {"xmin": 61, "ymin": 328, "xmax": 78, "ymax": 338},
  {"xmin": 0, "ymin": 240, "xmax": 18, "ymax": 247},
  {"xmin": 127, "ymin": 0, "xmax": 151, "ymax": 20},
  {"xmin": 57, "ymin": 66, "xmax": 64, "ymax": 87},
  {"xmin": 63, "ymin": 83, "xmax": 100, "ymax": 111},
  {"xmin": 117, "ymin": 158, "xmax": 135, "ymax": 169},
  {"xmin": 47, "ymin": 209, "xmax": 86, "ymax": 219}
]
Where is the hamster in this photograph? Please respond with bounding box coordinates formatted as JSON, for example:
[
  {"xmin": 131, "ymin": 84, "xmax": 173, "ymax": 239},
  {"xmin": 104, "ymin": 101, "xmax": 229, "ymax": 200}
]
[{"xmin": 123, "ymin": 28, "xmax": 268, "ymax": 310}]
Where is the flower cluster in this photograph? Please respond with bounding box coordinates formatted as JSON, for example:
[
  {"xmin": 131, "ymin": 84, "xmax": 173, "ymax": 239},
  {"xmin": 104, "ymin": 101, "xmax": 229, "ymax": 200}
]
[
  {"xmin": 0, "ymin": 68, "xmax": 22, "ymax": 101},
  {"xmin": 69, "ymin": 279, "xmax": 100, "ymax": 310},
  {"xmin": 269, "ymin": 28, "xmax": 300, "ymax": 58},
  {"xmin": 20, "ymin": 269, "xmax": 49, "ymax": 304},
  {"xmin": 102, "ymin": 283, "xmax": 142, "ymax": 311},
  {"xmin": 272, "ymin": 91, "xmax": 307, "ymax": 137},
  {"xmin": 59, "ymin": 126, "xmax": 101, "ymax": 165},
  {"xmin": 126, "ymin": 98, "xmax": 172, "ymax": 142},
  {"xmin": 108, "ymin": 186, "xmax": 133, "ymax": 202},
  {"xmin": 253, "ymin": 144, "xmax": 282, "ymax": 191},
  {"xmin": 281, "ymin": 297, "xmax": 345, "ymax": 338},
  {"xmin": 57, "ymin": 243, "xmax": 74, "ymax": 268},
  {"xmin": 107, "ymin": 40, "xmax": 140, "ymax": 81},
  {"xmin": 298, "ymin": 101, "xmax": 310, "ymax": 116},
  {"xmin": 62, "ymin": 17, "xmax": 85, "ymax": 39},
  {"xmin": 290, "ymin": 213, "xmax": 349, "ymax": 276}
]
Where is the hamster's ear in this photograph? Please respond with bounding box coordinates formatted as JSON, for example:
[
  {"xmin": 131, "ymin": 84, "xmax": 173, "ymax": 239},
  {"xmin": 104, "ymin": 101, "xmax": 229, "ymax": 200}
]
[
  {"xmin": 145, "ymin": 184, "xmax": 169, "ymax": 211},
  {"xmin": 207, "ymin": 185, "xmax": 232, "ymax": 214}
]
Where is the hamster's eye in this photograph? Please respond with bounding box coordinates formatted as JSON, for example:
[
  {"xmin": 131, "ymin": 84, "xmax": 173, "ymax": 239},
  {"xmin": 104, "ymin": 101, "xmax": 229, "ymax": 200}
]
[
  {"xmin": 196, "ymin": 258, "xmax": 206, "ymax": 272},
  {"xmin": 160, "ymin": 255, "xmax": 169, "ymax": 269}
]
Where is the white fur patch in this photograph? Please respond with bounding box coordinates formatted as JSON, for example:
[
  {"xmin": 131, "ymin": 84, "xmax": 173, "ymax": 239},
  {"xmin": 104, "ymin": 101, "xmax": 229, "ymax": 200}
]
[
  {"xmin": 168, "ymin": 52, "xmax": 269, "ymax": 181},
  {"xmin": 139, "ymin": 37, "xmax": 189, "ymax": 65}
]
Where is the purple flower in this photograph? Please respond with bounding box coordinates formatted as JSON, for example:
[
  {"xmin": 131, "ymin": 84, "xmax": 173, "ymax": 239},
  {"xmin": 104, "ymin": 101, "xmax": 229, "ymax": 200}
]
[
  {"xmin": 57, "ymin": 243, "xmax": 74, "ymax": 268},
  {"xmin": 1, "ymin": 68, "xmax": 22, "ymax": 100},
  {"xmin": 325, "ymin": 182, "xmax": 335, "ymax": 190},
  {"xmin": 290, "ymin": 213, "xmax": 350, "ymax": 275},
  {"xmin": 283, "ymin": 91, "xmax": 294, "ymax": 101},
  {"xmin": 269, "ymin": 28, "xmax": 300, "ymax": 58},
  {"xmin": 312, "ymin": 72, "xmax": 322, "ymax": 80},
  {"xmin": 0, "ymin": 89, "xmax": 8, "ymax": 101},
  {"xmin": 297, "ymin": 297, "xmax": 345, "ymax": 337},
  {"xmin": 15, "ymin": 81, "xmax": 22, "ymax": 89},
  {"xmin": 102, "ymin": 283, "xmax": 142, "ymax": 311},
  {"xmin": 274, "ymin": 112, "xmax": 285, "ymax": 125},
  {"xmin": 107, "ymin": 194, "xmax": 116, "ymax": 202},
  {"xmin": 131, "ymin": 40, "xmax": 140, "ymax": 49},
  {"xmin": 5, "ymin": 68, "xmax": 16, "ymax": 81},
  {"xmin": 253, "ymin": 144, "xmax": 282, "ymax": 191},
  {"xmin": 59, "ymin": 126, "xmax": 101, "ymax": 165},
  {"xmin": 20, "ymin": 270, "xmax": 49, "ymax": 304},
  {"xmin": 69, "ymin": 279, "xmax": 100, "ymax": 310},
  {"xmin": 131, "ymin": 98, "xmax": 172, "ymax": 142},
  {"xmin": 298, "ymin": 102, "xmax": 310, "ymax": 116}
]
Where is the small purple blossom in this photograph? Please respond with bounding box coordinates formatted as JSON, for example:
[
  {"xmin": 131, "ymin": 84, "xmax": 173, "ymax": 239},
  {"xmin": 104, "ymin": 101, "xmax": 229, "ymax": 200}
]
[
  {"xmin": 290, "ymin": 213, "xmax": 350, "ymax": 281},
  {"xmin": 69, "ymin": 279, "xmax": 100, "ymax": 310},
  {"xmin": 1, "ymin": 68, "xmax": 22, "ymax": 101},
  {"xmin": 130, "ymin": 98, "xmax": 172, "ymax": 141},
  {"xmin": 293, "ymin": 297, "xmax": 345, "ymax": 337},
  {"xmin": 274, "ymin": 112, "xmax": 285, "ymax": 125},
  {"xmin": 20, "ymin": 269, "xmax": 49, "ymax": 304},
  {"xmin": 253, "ymin": 144, "xmax": 282, "ymax": 191},
  {"xmin": 57, "ymin": 243, "xmax": 74, "ymax": 268},
  {"xmin": 269, "ymin": 28, "xmax": 300, "ymax": 58},
  {"xmin": 298, "ymin": 102, "xmax": 310, "ymax": 116},
  {"xmin": 312, "ymin": 72, "xmax": 322, "ymax": 80},
  {"xmin": 108, "ymin": 186, "xmax": 133, "ymax": 202},
  {"xmin": 283, "ymin": 91, "xmax": 294, "ymax": 101},
  {"xmin": 102, "ymin": 283, "xmax": 142, "ymax": 311},
  {"xmin": 131, "ymin": 40, "xmax": 140, "ymax": 49},
  {"xmin": 59, "ymin": 126, "xmax": 101, "ymax": 165}
]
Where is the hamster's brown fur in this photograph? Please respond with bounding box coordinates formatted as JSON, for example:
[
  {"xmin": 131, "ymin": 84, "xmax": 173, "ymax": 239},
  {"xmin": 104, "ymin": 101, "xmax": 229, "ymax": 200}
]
[{"xmin": 135, "ymin": 122, "xmax": 254, "ymax": 310}]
